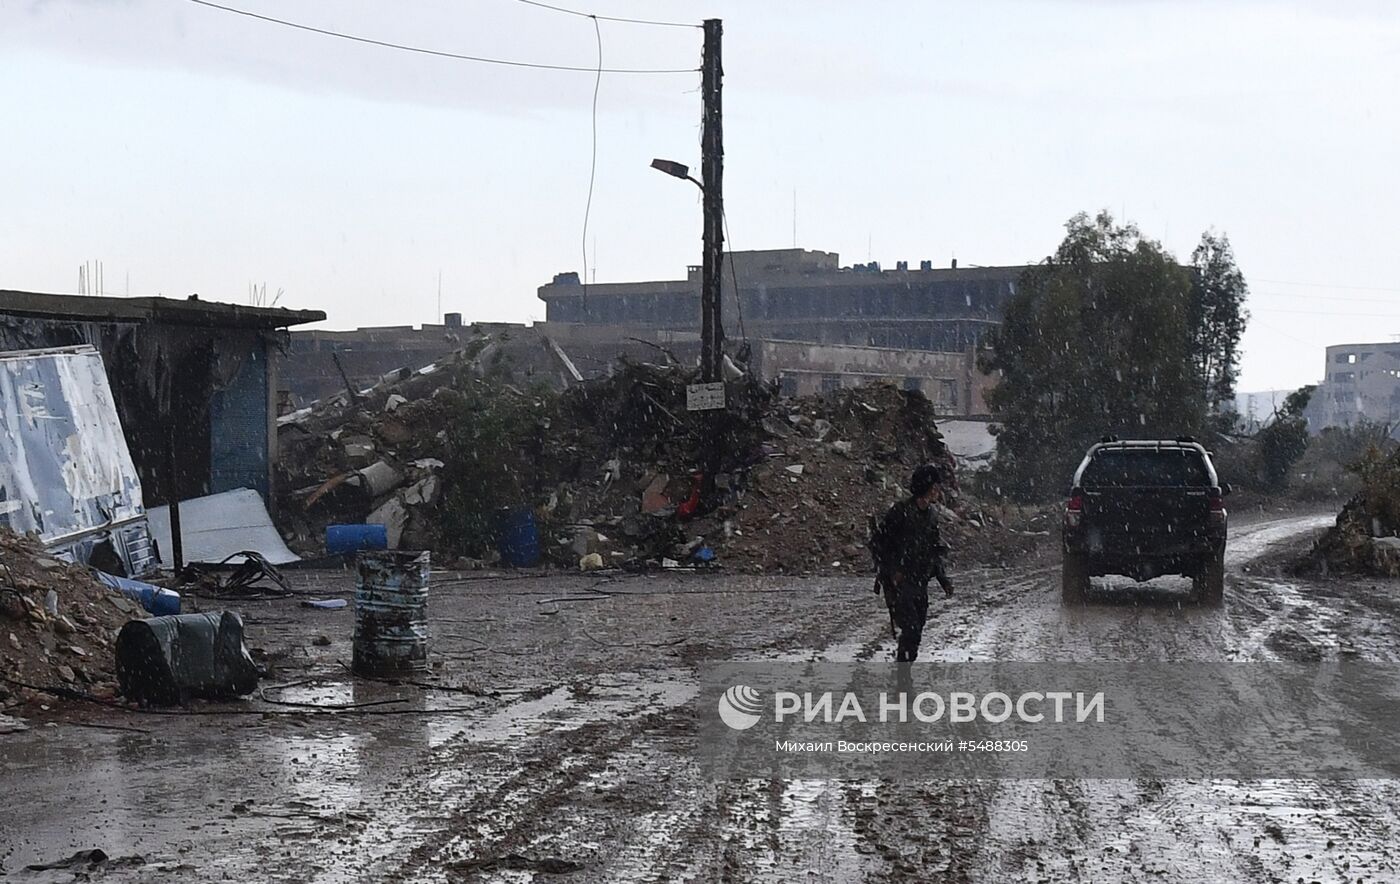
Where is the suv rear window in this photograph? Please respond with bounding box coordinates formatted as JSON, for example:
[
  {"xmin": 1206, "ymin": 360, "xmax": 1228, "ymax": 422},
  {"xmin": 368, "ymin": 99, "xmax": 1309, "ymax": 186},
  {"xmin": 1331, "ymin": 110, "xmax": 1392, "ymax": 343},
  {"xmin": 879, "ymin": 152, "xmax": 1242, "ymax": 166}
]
[{"xmin": 1081, "ymin": 449, "xmax": 1210, "ymax": 487}]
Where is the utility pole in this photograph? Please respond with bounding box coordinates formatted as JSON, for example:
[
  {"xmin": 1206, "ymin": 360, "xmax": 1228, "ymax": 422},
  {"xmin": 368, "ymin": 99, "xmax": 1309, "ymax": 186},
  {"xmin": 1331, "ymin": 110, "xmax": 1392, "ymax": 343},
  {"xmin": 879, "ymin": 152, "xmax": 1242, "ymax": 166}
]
[{"xmin": 700, "ymin": 18, "xmax": 723, "ymax": 383}]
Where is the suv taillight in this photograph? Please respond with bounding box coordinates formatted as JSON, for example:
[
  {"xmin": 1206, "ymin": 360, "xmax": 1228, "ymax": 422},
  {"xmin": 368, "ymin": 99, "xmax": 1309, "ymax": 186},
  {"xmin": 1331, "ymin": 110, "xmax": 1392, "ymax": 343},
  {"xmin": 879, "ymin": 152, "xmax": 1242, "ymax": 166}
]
[
  {"xmin": 1209, "ymin": 496, "xmax": 1225, "ymax": 512},
  {"xmin": 1065, "ymin": 491, "xmax": 1084, "ymax": 528}
]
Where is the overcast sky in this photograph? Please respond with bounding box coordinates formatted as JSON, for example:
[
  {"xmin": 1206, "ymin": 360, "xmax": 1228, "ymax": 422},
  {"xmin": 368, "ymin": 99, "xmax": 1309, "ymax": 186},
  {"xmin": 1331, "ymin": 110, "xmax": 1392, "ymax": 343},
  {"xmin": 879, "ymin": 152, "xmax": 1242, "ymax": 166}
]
[{"xmin": 2, "ymin": 0, "xmax": 1398, "ymax": 393}]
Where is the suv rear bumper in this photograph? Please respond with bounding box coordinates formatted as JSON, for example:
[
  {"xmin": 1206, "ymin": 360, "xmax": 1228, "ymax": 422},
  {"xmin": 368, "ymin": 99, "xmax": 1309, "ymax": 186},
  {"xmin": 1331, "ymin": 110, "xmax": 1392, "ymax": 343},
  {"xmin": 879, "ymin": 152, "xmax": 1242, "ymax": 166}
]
[{"xmin": 1064, "ymin": 530, "xmax": 1225, "ymax": 581}]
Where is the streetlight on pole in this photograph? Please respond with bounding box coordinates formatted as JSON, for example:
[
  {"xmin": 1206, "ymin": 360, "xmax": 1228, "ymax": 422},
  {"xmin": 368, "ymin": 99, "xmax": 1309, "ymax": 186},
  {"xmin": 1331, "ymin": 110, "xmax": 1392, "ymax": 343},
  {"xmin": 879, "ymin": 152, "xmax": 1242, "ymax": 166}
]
[
  {"xmin": 650, "ymin": 18, "xmax": 724, "ymax": 387},
  {"xmin": 649, "ymin": 152, "xmax": 721, "ymax": 386},
  {"xmin": 649, "ymin": 18, "xmax": 725, "ymax": 507}
]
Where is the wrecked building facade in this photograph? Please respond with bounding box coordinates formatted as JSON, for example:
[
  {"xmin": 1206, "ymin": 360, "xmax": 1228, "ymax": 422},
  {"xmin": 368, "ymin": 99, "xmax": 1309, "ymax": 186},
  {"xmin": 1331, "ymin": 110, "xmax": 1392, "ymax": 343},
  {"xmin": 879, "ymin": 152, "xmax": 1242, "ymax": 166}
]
[
  {"xmin": 749, "ymin": 339, "xmax": 991, "ymax": 413},
  {"xmin": 274, "ymin": 249, "xmax": 1024, "ymax": 418},
  {"xmin": 537, "ymin": 249, "xmax": 1027, "ymax": 416},
  {"xmin": 1304, "ymin": 341, "xmax": 1400, "ymax": 434},
  {"xmin": 280, "ymin": 317, "xmax": 700, "ymax": 406},
  {"xmin": 0, "ymin": 291, "xmax": 324, "ymax": 507}
]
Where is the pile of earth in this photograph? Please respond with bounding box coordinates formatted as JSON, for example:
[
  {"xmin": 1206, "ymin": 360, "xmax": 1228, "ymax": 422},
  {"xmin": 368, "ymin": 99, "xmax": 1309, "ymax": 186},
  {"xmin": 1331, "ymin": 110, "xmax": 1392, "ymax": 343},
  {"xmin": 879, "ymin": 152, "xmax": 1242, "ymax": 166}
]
[
  {"xmin": 1296, "ymin": 446, "xmax": 1400, "ymax": 577},
  {"xmin": 0, "ymin": 529, "xmax": 143, "ymax": 709}
]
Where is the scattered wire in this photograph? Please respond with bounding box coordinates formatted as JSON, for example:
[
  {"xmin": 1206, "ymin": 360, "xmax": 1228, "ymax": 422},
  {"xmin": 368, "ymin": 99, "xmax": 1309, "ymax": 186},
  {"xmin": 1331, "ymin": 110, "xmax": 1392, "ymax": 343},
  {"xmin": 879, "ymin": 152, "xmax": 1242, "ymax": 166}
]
[
  {"xmin": 514, "ymin": 0, "xmax": 699, "ymax": 28},
  {"xmin": 181, "ymin": 0, "xmax": 699, "ymax": 74},
  {"xmin": 581, "ymin": 14, "xmax": 602, "ymax": 311}
]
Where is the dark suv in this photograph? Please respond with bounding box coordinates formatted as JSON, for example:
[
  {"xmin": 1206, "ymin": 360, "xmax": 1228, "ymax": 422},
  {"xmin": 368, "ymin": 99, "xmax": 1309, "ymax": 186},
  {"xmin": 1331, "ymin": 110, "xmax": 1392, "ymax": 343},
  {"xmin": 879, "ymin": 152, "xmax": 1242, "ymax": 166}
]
[{"xmin": 1062, "ymin": 439, "xmax": 1230, "ymax": 606}]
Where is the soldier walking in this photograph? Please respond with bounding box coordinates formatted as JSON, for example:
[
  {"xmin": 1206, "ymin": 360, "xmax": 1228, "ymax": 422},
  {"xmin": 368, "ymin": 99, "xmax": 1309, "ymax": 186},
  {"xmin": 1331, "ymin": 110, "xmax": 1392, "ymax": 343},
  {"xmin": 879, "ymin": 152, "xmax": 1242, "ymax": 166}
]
[{"xmin": 869, "ymin": 464, "xmax": 955, "ymax": 662}]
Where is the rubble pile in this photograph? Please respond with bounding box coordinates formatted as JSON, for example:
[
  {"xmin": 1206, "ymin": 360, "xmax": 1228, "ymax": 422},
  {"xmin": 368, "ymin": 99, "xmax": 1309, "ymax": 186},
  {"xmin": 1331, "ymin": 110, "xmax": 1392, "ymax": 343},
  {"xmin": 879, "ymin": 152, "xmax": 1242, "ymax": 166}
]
[
  {"xmin": 274, "ymin": 347, "xmax": 1046, "ymax": 573},
  {"xmin": 275, "ymin": 348, "xmax": 487, "ymax": 555},
  {"xmin": 1297, "ymin": 447, "xmax": 1400, "ymax": 577},
  {"xmin": 641, "ymin": 384, "xmax": 1029, "ymax": 575},
  {"xmin": 0, "ymin": 529, "xmax": 138, "ymax": 708}
]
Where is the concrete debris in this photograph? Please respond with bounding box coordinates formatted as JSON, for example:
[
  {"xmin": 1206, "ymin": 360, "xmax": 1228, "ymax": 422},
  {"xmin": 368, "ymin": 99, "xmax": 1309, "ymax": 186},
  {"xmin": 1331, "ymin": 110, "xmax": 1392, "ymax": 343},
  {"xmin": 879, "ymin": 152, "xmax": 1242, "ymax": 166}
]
[
  {"xmin": 273, "ymin": 348, "xmax": 1043, "ymax": 575},
  {"xmin": 357, "ymin": 461, "xmax": 404, "ymax": 498},
  {"xmin": 0, "ymin": 528, "xmax": 137, "ymax": 709},
  {"xmin": 367, "ymin": 497, "xmax": 409, "ymax": 550},
  {"xmin": 641, "ymin": 474, "xmax": 672, "ymax": 515},
  {"xmin": 578, "ymin": 553, "xmax": 605, "ymax": 571}
]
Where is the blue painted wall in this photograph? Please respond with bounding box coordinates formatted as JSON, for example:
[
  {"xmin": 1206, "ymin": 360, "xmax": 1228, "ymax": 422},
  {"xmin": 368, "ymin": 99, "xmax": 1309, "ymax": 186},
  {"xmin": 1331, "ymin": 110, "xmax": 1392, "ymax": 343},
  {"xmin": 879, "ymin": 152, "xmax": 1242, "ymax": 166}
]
[{"xmin": 209, "ymin": 339, "xmax": 269, "ymax": 498}]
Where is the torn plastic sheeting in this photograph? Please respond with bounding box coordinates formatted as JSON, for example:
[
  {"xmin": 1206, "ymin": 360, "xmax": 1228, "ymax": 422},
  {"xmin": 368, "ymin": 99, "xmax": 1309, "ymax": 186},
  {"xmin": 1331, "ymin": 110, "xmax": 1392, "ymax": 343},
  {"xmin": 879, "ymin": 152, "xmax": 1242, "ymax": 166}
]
[
  {"xmin": 147, "ymin": 487, "xmax": 300, "ymax": 569},
  {"xmin": 94, "ymin": 571, "xmax": 181, "ymax": 616},
  {"xmin": 0, "ymin": 345, "xmax": 154, "ymax": 575},
  {"xmin": 116, "ymin": 611, "xmax": 261, "ymax": 705}
]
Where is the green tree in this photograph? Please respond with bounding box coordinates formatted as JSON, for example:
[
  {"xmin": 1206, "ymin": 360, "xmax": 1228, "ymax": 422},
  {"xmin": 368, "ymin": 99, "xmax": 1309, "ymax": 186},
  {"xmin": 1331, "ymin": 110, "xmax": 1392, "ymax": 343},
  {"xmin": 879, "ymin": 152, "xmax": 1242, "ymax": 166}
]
[
  {"xmin": 980, "ymin": 211, "xmax": 1208, "ymax": 498},
  {"xmin": 1189, "ymin": 231, "xmax": 1250, "ymax": 422},
  {"xmin": 1255, "ymin": 385, "xmax": 1314, "ymax": 491},
  {"xmin": 439, "ymin": 379, "xmax": 556, "ymax": 557}
]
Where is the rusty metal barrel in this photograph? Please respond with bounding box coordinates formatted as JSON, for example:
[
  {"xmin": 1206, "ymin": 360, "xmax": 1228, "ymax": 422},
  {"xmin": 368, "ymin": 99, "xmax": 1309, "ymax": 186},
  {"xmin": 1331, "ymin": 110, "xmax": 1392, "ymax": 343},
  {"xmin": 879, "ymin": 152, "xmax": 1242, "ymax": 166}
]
[{"xmin": 352, "ymin": 550, "xmax": 430, "ymax": 676}]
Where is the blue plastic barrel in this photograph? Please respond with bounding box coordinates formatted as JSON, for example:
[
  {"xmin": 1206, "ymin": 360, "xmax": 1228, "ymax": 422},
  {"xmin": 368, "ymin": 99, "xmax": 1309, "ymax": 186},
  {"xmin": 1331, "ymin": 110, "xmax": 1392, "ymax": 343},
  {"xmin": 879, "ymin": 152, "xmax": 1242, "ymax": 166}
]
[
  {"xmin": 496, "ymin": 507, "xmax": 540, "ymax": 567},
  {"xmin": 326, "ymin": 524, "xmax": 389, "ymax": 555},
  {"xmin": 94, "ymin": 571, "xmax": 182, "ymax": 616}
]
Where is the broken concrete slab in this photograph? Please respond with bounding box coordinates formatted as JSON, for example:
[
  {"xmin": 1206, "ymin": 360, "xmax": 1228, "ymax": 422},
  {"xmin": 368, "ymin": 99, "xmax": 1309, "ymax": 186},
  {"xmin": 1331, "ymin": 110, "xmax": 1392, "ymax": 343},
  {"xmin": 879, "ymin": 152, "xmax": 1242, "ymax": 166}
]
[
  {"xmin": 356, "ymin": 461, "xmax": 405, "ymax": 498},
  {"xmin": 367, "ymin": 497, "xmax": 409, "ymax": 549},
  {"xmin": 642, "ymin": 474, "xmax": 672, "ymax": 514}
]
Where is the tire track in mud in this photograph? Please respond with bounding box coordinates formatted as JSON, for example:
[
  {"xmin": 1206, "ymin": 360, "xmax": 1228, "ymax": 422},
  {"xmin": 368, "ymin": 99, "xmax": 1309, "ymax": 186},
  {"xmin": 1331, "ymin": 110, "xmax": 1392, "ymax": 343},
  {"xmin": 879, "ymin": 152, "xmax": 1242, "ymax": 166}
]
[
  {"xmin": 310, "ymin": 514, "xmax": 1400, "ymax": 883},
  {"xmin": 955, "ymin": 513, "xmax": 1400, "ymax": 883}
]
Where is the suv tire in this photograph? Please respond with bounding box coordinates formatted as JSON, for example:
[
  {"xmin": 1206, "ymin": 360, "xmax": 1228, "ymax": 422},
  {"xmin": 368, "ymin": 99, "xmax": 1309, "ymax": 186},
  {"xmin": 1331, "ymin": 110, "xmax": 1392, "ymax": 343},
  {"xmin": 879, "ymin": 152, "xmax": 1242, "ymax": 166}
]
[
  {"xmin": 1195, "ymin": 550, "xmax": 1225, "ymax": 607},
  {"xmin": 1062, "ymin": 552, "xmax": 1090, "ymax": 606}
]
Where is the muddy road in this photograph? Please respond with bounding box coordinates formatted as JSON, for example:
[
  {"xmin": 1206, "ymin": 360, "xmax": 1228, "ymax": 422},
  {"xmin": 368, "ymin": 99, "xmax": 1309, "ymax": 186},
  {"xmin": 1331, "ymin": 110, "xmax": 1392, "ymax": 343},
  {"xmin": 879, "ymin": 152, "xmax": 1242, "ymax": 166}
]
[{"xmin": 4, "ymin": 512, "xmax": 1400, "ymax": 882}]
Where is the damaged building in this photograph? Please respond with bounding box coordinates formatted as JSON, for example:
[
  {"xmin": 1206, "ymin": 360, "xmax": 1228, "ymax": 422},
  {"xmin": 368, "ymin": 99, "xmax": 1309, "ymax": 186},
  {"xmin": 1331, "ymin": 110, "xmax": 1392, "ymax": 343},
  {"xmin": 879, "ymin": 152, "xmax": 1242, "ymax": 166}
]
[
  {"xmin": 0, "ymin": 291, "xmax": 324, "ymax": 507},
  {"xmin": 537, "ymin": 249, "xmax": 1027, "ymax": 415},
  {"xmin": 279, "ymin": 249, "xmax": 1025, "ymax": 418},
  {"xmin": 1304, "ymin": 341, "xmax": 1400, "ymax": 434}
]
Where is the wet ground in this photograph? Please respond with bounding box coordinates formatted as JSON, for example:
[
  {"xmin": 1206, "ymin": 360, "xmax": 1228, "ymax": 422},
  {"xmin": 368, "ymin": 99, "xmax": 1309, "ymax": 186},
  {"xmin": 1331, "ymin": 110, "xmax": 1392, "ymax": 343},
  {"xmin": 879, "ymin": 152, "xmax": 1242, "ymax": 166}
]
[{"xmin": 4, "ymin": 512, "xmax": 1400, "ymax": 882}]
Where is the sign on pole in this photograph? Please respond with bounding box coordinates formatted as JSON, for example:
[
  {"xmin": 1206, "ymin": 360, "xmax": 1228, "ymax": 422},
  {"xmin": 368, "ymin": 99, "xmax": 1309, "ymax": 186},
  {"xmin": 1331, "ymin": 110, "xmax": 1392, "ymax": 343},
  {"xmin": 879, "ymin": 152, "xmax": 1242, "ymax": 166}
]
[{"xmin": 687, "ymin": 382, "xmax": 726, "ymax": 412}]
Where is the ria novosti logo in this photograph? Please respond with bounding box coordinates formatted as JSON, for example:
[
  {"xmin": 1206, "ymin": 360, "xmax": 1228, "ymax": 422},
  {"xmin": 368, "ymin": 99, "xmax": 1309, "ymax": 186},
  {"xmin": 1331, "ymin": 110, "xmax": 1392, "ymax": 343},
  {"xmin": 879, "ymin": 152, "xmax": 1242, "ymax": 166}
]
[{"xmin": 718, "ymin": 685, "xmax": 763, "ymax": 730}]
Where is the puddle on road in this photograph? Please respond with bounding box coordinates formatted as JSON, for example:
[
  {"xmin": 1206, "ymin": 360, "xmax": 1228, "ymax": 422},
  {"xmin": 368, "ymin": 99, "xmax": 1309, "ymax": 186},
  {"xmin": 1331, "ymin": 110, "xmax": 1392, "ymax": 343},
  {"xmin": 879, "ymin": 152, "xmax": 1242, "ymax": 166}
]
[{"xmin": 428, "ymin": 672, "xmax": 698, "ymax": 746}]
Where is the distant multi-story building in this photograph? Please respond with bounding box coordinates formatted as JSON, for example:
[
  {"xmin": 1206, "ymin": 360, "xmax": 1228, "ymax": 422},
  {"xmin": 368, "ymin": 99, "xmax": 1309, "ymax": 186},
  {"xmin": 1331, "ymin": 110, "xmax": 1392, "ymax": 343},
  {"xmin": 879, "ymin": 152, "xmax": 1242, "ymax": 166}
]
[
  {"xmin": 279, "ymin": 249, "xmax": 1028, "ymax": 417},
  {"xmin": 1305, "ymin": 342, "xmax": 1400, "ymax": 432},
  {"xmin": 537, "ymin": 248, "xmax": 1028, "ymax": 352},
  {"xmin": 537, "ymin": 248, "xmax": 1028, "ymax": 415}
]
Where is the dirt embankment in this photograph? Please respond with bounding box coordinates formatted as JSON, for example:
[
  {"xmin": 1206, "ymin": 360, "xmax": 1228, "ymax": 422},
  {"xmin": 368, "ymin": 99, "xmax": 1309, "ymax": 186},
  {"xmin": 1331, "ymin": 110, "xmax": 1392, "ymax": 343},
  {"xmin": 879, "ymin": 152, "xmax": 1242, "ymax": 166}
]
[{"xmin": 1295, "ymin": 446, "xmax": 1400, "ymax": 577}]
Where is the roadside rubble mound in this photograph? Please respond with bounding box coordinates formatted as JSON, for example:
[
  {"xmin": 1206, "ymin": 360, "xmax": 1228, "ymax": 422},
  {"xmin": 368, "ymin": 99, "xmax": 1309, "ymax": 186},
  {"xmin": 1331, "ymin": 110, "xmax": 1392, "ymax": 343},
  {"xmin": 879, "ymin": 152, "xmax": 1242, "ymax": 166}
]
[
  {"xmin": 1297, "ymin": 447, "xmax": 1400, "ymax": 577},
  {"xmin": 275, "ymin": 353, "xmax": 478, "ymax": 556},
  {"xmin": 0, "ymin": 528, "xmax": 139, "ymax": 708},
  {"xmin": 274, "ymin": 347, "xmax": 1048, "ymax": 573},
  {"xmin": 540, "ymin": 375, "xmax": 1043, "ymax": 574}
]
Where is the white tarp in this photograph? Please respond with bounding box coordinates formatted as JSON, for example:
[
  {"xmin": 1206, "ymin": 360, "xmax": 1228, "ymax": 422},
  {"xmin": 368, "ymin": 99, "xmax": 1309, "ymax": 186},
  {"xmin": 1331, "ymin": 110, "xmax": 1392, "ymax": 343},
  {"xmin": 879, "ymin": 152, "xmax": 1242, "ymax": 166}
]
[
  {"xmin": 939, "ymin": 420, "xmax": 998, "ymax": 463},
  {"xmin": 147, "ymin": 487, "xmax": 299, "ymax": 568}
]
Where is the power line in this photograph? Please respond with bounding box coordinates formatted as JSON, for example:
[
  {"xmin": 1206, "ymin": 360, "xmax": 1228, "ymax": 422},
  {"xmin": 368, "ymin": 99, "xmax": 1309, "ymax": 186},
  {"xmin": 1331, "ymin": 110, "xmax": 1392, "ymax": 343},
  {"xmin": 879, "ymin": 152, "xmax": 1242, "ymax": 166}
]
[
  {"xmin": 1249, "ymin": 317, "xmax": 1320, "ymax": 350},
  {"xmin": 580, "ymin": 15, "xmax": 602, "ymax": 311},
  {"xmin": 181, "ymin": 0, "xmax": 698, "ymax": 73},
  {"xmin": 1254, "ymin": 277, "xmax": 1400, "ymax": 293},
  {"xmin": 1252, "ymin": 289, "xmax": 1400, "ymax": 306},
  {"xmin": 514, "ymin": 0, "xmax": 700, "ymax": 28},
  {"xmin": 1252, "ymin": 306, "xmax": 1400, "ymax": 318}
]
